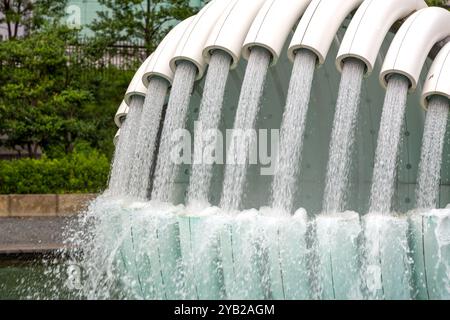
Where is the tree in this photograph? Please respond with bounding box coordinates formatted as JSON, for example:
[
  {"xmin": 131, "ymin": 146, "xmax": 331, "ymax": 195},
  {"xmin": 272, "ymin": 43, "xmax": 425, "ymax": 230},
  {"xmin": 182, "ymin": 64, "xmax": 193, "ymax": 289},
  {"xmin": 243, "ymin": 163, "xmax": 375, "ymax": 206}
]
[
  {"xmin": 0, "ymin": 0, "xmax": 67, "ymax": 39},
  {"xmin": 89, "ymin": 0, "xmax": 199, "ymax": 57},
  {"xmin": 0, "ymin": 27, "xmax": 93, "ymax": 158},
  {"xmin": 426, "ymin": 0, "xmax": 449, "ymax": 8},
  {"xmin": 0, "ymin": 23, "xmax": 135, "ymax": 159},
  {"xmin": 0, "ymin": 0, "xmax": 137, "ymax": 160}
]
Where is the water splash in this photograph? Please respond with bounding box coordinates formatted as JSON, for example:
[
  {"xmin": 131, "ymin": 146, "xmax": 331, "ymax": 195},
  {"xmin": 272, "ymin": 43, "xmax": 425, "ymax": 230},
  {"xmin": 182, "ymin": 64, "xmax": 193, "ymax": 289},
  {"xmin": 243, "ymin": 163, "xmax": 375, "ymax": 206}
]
[
  {"xmin": 369, "ymin": 75, "xmax": 410, "ymax": 214},
  {"xmin": 315, "ymin": 212, "xmax": 363, "ymax": 299},
  {"xmin": 322, "ymin": 59, "xmax": 365, "ymax": 213},
  {"xmin": 62, "ymin": 197, "xmax": 188, "ymax": 299},
  {"xmin": 416, "ymin": 96, "xmax": 449, "ymax": 210},
  {"xmin": 151, "ymin": 62, "xmax": 197, "ymax": 202},
  {"xmin": 220, "ymin": 47, "xmax": 271, "ymax": 211},
  {"xmin": 42, "ymin": 197, "xmax": 450, "ymax": 300},
  {"xmin": 127, "ymin": 78, "xmax": 169, "ymax": 200},
  {"xmin": 409, "ymin": 209, "xmax": 450, "ymax": 300},
  {"xmin": 361, "ymin": 213, "xmax": 412, "ymax": 299},
  {"xmin": 187, "ymin": 51, "xmax": 231, "ymax": 206},
  {"xmin": 271, "ymin": 50, "xmax": 316, "ymax": 214},
  {"xmin": 108, "ymin": 96, "xmax": 145, "ymax": 196},
  {"xmin": 434, "ymin": 211, "xmax": 450, "ymax": 298}
]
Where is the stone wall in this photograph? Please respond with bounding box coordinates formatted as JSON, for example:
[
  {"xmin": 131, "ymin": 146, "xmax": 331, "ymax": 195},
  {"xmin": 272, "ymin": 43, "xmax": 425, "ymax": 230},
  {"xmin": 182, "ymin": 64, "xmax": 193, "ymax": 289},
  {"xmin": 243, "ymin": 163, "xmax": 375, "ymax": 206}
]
[{"xmin": 0, "ymin": 194, "xmax": 97, "ymax": 217}]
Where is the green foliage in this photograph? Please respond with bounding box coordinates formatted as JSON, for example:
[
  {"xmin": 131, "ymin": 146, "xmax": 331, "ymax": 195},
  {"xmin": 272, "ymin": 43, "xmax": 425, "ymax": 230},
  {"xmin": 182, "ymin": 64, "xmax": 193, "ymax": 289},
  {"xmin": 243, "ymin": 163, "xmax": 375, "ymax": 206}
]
[
  {"xmin": 0, "ymin": 26, "xmax": 92, "ymax": 158},
  {"xmin": 89, "ymin": 0, "xmax": 198, "ymax": 55},
  {"xmin": 0, "ymin": 0, "xmax": 68, "ymax": 39},
  {"xmin": 76, "ymin": 67, "xmax": 134, "ymax": 158},
  {"xmin": 0, "ymin": 25, "xmax": 132, "ymax": 159},
  {"xmin": 426, "ymin": 0, "xmax": 449, "ymax": 9},
  {"xmin": 0, "ymin": 1, "xmax": 188, "ymax": 194},
  {"xmin": 0, "ymin": 147, "xmax": 110, "ymax": 194}
]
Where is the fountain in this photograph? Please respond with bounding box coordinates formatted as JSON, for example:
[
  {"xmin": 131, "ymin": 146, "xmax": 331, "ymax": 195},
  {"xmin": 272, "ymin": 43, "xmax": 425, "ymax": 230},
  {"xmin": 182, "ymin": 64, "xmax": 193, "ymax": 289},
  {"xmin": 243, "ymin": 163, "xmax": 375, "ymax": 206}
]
[
  {"xmin": 151, "ymin": 61, "xmax": 198, "ymax": 202},
  {"xmin": 271, "ymin": 49, "xmax": 316, "ymax": 214},
  {"xmin": 128, "ymin": 78, "xmax": 169, "ymax": 199},
  {"xmin": 323, "ymin": 59, "xmax": 365, "ymax": 214},
  {"xmin": 416, "ymin": 96, "xmax": 449, "ymax": 210},
  {"xmin": 108, "ymin": 96, "xmax": 144, "ymax": 196},
  {"xmin": 49, "ymin": 0, "xmax": 450, "ymax": 301},
  {"xmin": 187, "ymin": 50, "xmax": 231, "ymax": 206},
  {"xmin": 220, "ymin": 47, "xmax": 271, "ymax": 212},
  {"xmin": 369, "ymin": 74, "xmax": 411, "ymax": 214},
  {"xmin": 410, "ymin": 41, "xmax": 450, "ymax": 300}
]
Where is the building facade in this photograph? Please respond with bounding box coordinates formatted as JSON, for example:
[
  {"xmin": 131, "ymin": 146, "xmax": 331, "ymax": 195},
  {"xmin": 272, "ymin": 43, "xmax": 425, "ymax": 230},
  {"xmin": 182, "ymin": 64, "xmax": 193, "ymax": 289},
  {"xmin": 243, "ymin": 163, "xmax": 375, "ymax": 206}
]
[
  {"xmin": 65, "ymin": 0, "xmax": 203, "ymax": 35},
  {"xmin": 0, "ymin": 1, "xmax": 204, "ymax": 40}
]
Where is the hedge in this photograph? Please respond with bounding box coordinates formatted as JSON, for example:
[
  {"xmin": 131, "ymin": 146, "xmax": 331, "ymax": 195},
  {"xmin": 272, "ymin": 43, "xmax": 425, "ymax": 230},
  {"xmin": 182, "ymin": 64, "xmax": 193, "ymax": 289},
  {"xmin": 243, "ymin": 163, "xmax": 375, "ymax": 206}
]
[{"xmin": 0, "ymin": 151, "xmax": 110, "ymax": 194}]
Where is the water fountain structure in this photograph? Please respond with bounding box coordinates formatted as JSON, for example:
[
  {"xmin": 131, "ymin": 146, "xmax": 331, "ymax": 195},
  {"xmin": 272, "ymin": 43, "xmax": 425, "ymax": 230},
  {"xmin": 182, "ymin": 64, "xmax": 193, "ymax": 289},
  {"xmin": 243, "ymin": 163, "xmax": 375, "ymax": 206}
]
[{"xmin": 77, "ymin": 0, "xmax": 450, "ymax": 300}]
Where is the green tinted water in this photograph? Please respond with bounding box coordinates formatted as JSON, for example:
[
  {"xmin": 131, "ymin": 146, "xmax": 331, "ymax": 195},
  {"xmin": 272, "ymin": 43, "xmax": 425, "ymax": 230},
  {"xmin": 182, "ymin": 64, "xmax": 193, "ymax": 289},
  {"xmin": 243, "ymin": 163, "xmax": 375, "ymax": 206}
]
[{"xmin": 0, "ymin": 256, "xmax": 71, "ymax": 300}]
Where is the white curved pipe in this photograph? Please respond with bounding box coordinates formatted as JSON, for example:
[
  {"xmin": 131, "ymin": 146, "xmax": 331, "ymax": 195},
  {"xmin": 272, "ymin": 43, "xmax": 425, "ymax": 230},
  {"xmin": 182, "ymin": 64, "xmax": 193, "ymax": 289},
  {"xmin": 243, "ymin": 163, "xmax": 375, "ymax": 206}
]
[
  {"xmin": 380, "ymin": 7, "xmax": 450, "ymax": 92},
  {"xmin": 124, "ymin": 54, "xmax": 153, "ymax": 105},
  {"xmin": 170, "ymin": 0, "xmax": 233, "ymax": 80},
  {"xmin": 242, "ymin": 0, "xmax": 312, "ymax": 66},
  {"xmin": 421, "ymin": 41, "xmax": 450, "ymax": 109},
  {"xmin": 203, "ymin": 0, "xmax": 266, "ymax": 70},
  {"xmin": 288, "ymin": 0, "xmax": 363, "ymax": 65},
  {"xmin": 142, "ymin": 17, "xmax": 196, "ymax": 86},
  {"xmin": 114, "ymin": 100, "xmax": 129, "ymax": 128},
  {"xmin": 114, "ymin": 129, "xmax": 120, "ymax": 146},
  {"xmin": 336, "ymin": 0, "xmax": 426, "ymax": 75}
]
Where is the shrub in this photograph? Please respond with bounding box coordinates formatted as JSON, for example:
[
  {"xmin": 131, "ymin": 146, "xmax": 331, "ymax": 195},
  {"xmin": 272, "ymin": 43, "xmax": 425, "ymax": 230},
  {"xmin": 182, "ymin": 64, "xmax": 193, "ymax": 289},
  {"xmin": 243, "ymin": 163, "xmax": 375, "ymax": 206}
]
[{"xmin": 0, "ymin": 150, "xmax": 110, "ymax": 194}]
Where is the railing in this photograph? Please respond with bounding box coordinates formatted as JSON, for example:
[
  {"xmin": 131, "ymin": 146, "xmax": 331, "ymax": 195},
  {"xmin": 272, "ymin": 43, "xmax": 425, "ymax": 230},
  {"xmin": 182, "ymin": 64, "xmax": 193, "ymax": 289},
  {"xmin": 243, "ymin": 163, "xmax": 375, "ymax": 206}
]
[{"xmin": 66, "ymin": 37, "xmax": 148, "ymax": 72}]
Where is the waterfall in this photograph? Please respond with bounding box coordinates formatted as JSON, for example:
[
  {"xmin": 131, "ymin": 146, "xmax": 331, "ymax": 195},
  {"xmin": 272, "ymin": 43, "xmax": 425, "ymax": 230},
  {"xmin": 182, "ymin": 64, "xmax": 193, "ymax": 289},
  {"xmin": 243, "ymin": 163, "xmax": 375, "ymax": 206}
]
[
  {"xmin": 220, "ymin": 47, "xmax": 271, "ymax": 211},
  {"xmin": 271, "ymin": 50, "xmax": 316, "ymax": 214},
  {"xmin": 187, "ymin": 51, "xmax": 231, "ymax": 206},
  {"xmin": 127, "ymin": 78, "xmax": 169, "ymax": 200},
  {"xmin": 151, "ymin": 61, "xmax": 197, "ymax": 202},
  {"xmin": 108, "ymin": 96, "xmax": 145, "ymax": 196},
  {"xmin": 416, "ymin": 96, "xmax": 449, "ymax": 210},
  {"xmin": 322, "ymin": 59, "xmax": 365, "ymax": 214},
  {"xmin": 369, "ymin": 75, "xmax": 410, "ymax": 214},
  {"xmin": 361, "ymin": 213, "xmax": 411, "ymax": 299}
]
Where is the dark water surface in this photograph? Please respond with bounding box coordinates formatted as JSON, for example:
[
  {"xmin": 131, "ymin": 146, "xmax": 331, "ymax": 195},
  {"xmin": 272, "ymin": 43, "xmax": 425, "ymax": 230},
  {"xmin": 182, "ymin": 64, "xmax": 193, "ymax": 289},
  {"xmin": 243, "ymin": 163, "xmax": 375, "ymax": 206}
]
[{"xmin": 0, "ymin": 254, "xmax": 71, "ymax": 299}]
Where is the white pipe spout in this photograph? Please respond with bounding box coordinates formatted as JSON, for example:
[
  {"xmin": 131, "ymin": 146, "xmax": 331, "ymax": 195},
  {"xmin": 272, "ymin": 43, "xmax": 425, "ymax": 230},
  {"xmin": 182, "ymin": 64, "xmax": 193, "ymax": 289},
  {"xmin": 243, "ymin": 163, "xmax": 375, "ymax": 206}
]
[
  {"xmin": 336, "ymin": 0, "xmax": 426, "ymax": 75},
  {"xmin": 113, "ymin": 129, "xmax": 120, "ymax": 146},
  {"xmin": 380, "ymin": 7, "xmax": 450, "ymax": 92},
  {"xmin": 124, "ymin": 54, "xmax": 153, "ymax": 105},
  {"xmin": 142, "ymin": 17, "xmax": 196, "ymax": 86},
  {"xmin": 289, "ymin": 0, "xmax": 363, "ymax": 65},
  {"xmin": 170, "ymin": 0, "xmax": 234, "ymax": 80},
  {"xmin": 421, "ymin": 41, "xmax": 450, "ymax": 109},
  {"xmin": 114, "ymin": 100, "xmax": 129, "ymax": 128},
  {"xmin": 203, "ymin": 0, "xmax": 266, "ymax": 70},
  {"xmin": 242, "ymin": 0, "xmax": 312, "ymax": 66}
]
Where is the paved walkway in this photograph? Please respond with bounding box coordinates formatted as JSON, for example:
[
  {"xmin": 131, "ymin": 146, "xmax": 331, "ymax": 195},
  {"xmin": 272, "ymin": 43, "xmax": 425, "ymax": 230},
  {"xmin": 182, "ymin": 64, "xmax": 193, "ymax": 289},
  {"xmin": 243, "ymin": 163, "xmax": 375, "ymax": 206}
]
[{"xmin": 0, "ymin": 217, "xmax": 78, "ymax": 254}]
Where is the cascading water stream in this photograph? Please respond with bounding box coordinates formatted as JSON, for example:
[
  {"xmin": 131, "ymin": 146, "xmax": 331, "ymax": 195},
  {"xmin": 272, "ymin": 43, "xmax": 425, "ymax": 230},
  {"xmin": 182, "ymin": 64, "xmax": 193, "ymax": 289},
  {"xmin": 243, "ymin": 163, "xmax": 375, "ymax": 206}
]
[
  {"xmin": 151, "ymin": 61, "xmax": 197, "ymax": 202},
  {"xmin": 362, "ymin": 75, "xmax": 412, "ymax": 300},
  {"xmin": 369, "ymin": 75, "xmax": 410, "ymax": 214},
  {"xmin": 416, "ymin": 96, "xmax": 449, "ymax": 210},
  {"xmin": 108, "ymin": 96, "xmax": 145, "ymax": 196},
  {"xmin": 127, "ymin": 78, "xmax": 169, "ymax": 200},
  {"xmin": 271, "ymin": 50, "xmax": 316, "ymax": 214},
  {"xmin": 322, "ymin": 59, "xmax": 365, "ymax": 214},
  {"xmin": 187, "ymin": 51, "xmax": 231, "ymax": 206},
  {"xmin": 220, "ymin": 47, "xmax": 271, "ymax": 211}
]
